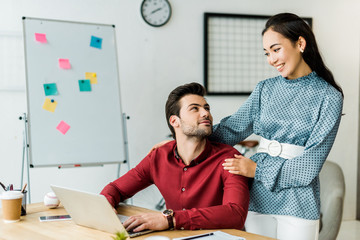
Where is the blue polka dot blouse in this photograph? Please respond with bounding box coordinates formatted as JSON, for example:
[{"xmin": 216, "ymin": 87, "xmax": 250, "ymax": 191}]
[{"xmin": 210, "ymin": 71, "xmax": 343, "ymax": 220}]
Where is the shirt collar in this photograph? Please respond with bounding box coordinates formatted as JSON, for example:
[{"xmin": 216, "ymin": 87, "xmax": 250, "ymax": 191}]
[{"xmin": 173, "ymin": 139, "xmax": 212, "ymax": 166}]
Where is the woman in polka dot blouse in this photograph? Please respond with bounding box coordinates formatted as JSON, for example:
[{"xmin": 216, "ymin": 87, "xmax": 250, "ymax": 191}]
[{"xmin": 211, "ymin": 13, "xmax": 343, "ymax": 240}]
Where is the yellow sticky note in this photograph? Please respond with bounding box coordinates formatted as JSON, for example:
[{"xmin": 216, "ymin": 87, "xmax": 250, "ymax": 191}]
[
  {"xmin": 42, "ymin": 98, "xmax": 58, "ymax": 112},
  {"xmin": 85, "ymin": 72, "xmax": 97, "ymax": 84}
]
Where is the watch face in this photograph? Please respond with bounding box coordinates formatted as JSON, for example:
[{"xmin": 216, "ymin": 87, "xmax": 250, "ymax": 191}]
[
  {"xmin": 141, "ymin": 0, "xmax": 171, "ymax": 27},
  {"xmin": 163, "ymin": 209, "xmax": 174, "ymax": 216}
]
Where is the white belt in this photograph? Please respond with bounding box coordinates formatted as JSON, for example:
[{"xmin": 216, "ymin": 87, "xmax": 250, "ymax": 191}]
[{"xmin": 257, "ymin": 137, "xmax": 305, "ymax": 159}]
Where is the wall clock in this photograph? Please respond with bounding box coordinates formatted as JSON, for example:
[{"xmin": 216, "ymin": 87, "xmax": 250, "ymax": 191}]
[{"xmin": 141, "ymin": 0, "xmax": 172, "ymax": 27}]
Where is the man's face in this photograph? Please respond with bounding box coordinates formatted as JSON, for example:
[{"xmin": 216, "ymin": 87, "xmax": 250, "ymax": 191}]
[{"xmin": 177, "ymin": 94, "xmax": 213, "ymax": 138}]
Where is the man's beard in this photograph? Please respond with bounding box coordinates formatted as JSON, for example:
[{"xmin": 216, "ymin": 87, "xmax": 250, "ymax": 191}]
[{"xmin": 180, "ymin": 120, "xmax": 212, "ymax": 139}]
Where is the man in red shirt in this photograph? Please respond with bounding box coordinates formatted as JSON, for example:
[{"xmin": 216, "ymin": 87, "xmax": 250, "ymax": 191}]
[{"xmin": 101, "ymin": 82, "xmax": 249, "ymax": 232}]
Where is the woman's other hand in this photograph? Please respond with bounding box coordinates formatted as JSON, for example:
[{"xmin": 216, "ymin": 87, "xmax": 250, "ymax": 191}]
[
  {"xmin": 147, "ymin": 140, "xmax": 172, "ymax": 155},
  {"xmin": 223, "ymin": 154, "xmax": 257, "ymax": 178}
]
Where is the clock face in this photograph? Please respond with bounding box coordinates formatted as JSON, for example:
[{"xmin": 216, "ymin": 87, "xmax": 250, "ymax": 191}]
[{"xmin": 141, "ymin": 0, "xmax": 171, "ymax": 27}]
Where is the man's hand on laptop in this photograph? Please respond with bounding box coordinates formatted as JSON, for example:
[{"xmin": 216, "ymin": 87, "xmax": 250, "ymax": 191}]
[{"xmin": 123, "ymin": 212, "xmax": 169, "ymax": 232}]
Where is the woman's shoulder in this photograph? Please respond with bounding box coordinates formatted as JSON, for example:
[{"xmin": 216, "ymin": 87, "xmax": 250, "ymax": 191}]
[
  {"xmin": 311, "ymin": 74, "xmax": 343, "ymax": 100},
  {"xmin": 251, "ymin": 75, "xmax": 282, "ymax": 94},
  {"xmin": 324, "ymin": 83, "xmax": 343, "ymax": 106},
  {"xmin": 259, "ymin": 75, "xmax": 282, "ymax": 85},
  {"xmin": 306, "ymin": 74, "xmax": 343, "ymax": 111},
  {"xmin": 256, "ymin": 75, "xmax": 284, "ymax": 89}
]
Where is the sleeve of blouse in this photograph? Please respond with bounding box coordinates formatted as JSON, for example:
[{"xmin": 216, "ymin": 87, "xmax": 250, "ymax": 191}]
[
  {"xmin": 209, "ymin": 82, "xmax": 263, "ymax": 146},
  {"xmin": 255, "ymin": 87, "xmax": 343, "ymax": 192}
]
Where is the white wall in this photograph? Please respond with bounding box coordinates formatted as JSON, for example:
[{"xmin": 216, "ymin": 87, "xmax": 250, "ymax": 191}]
[{"xmin": 0, "ymin": 0, "xmax": 358, "ymax": 220}]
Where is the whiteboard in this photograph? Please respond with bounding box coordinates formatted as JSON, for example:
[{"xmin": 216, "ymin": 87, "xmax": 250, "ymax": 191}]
[{"xmin": 22, "ymin": 17, "xmax": 126, "ymax": 167}]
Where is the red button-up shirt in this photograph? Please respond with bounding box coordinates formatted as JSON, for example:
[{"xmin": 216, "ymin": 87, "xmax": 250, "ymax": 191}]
[{"xmin": 101, "ymin": 139, "xmax": 249, "ymax": 230}]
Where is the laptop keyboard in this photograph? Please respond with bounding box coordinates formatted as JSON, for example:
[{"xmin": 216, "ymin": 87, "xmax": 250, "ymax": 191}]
[{"xmin": 128, "ymin": 229, "xmax": 154, "ymax": 238}]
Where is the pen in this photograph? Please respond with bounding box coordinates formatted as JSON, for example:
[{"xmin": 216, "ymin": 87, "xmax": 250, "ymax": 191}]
[
  {"xmin": 0, "ymin": 182, "xmax": 6, "ymax": 191},
  {"xmin": 21, "ymin": 183, "xmax": 28, "ymax": 193},
  {"xmin": 181, "ymin": 232, "xmax": 214, "ymax": 240}
]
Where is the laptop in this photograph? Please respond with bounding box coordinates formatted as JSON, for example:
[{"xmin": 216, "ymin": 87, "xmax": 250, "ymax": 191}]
[{"xmin": 50, "ymin": 185, "xmax": 154, "ymax": 238}]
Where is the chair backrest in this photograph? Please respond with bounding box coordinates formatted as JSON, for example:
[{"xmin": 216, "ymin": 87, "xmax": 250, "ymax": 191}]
[{"xmin": 319, "ymin": 161, "xmax": 345, "ymax": 240}]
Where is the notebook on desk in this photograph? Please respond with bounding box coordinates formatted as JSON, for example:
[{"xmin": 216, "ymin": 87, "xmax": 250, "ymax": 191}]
[
  {"xmin": 50, "ymin": 185, "xmax": 154, "ymax": 238},
  {"xmin": 173, "ymin": 231, "xmax": 245, "ymax": 240}
]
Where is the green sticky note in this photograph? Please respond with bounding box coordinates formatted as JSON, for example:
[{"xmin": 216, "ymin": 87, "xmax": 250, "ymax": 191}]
[
  {"xmin": 43, "ymin": 83, "xmax": 58, "ymax": 96},
  {"xmin": 78, "ymin": 79, "xmax": 91, "ymax": 92}
]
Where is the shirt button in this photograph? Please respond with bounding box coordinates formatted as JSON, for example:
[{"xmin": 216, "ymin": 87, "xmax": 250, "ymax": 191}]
[
  {"xmin": 184, "ymin": 167, "xmax": 187, "ymax": 171},
  {"xmin": 181, "ymin": 187, "xmax": 185, "ymax": 192},
  {"xmin": 181, "ymin": 227, "xmax": 184, "ymax": 230},
  {"xmin": 182, "ymin": 208, "xmax": 186, "ymax": 210}
]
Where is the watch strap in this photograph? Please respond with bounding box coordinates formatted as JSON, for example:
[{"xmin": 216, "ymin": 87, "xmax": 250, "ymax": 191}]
[
  {"xmin": 166, "ymin": 215, "xmax": 174, "ymax": 230},
  {"xmin": 163, "ymin": 209, "xmax": 174, "ymax": 230}
]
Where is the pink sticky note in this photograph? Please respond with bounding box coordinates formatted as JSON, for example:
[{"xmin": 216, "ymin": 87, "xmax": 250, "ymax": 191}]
[
  {"xmin": 56, "ymin": 121, "xmax": 70, "ymax": 135},
  {"xmin": 58, "ymin": 58, "xmax": 71, "ymax": 69},
  {"xmin": 35, "ymin": 33, "xmax": 47, "ymax": 43}
]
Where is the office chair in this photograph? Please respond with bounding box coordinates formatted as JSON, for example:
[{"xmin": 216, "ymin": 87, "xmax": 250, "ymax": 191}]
[{"xmin": 319, "ymin": 161, "xmax": 345, "ymax": 240}]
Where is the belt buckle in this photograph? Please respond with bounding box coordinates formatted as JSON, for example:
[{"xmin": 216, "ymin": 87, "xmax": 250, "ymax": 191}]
[{"xmin": 267, "ymin": 140, "xmax": 282, "ymax": 157}]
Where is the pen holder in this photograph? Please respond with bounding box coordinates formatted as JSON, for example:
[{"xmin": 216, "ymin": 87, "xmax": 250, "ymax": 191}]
[{"xmin": 15, "ymin": 189, "xmax": 27, "ymax": 216}]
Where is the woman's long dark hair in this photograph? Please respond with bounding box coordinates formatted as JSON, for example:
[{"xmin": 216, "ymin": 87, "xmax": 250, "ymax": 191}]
[{"xmin": 263, "ymin": 13, "xmax": 343, "ymax": 97}]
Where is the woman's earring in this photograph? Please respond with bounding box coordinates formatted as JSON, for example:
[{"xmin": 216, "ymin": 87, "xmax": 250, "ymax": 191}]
[{"xmin": 300, "ymin": 48, "xmax": 304, "ymax": 53}]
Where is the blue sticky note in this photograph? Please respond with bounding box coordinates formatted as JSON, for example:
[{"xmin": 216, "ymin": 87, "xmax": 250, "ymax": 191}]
[
  {"xmin": 43, "ymin": 83, "xmax": 58, "ymax": 96},
  {"xmin": 79, "ymin": 80, "xmax": 92, "ymax": 92},
  {"xmin": 90, "ymin": 36, "xmax": 102, "ymax": 49}
]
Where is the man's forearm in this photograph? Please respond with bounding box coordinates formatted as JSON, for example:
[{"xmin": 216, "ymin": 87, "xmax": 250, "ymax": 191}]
[
  {"xmin": 173, "ymin": 203, "xmax": 247, "ymax": 230},
  {"xmin": 100, "ymin": 183, "xmax": 123, "ymax": 207}
]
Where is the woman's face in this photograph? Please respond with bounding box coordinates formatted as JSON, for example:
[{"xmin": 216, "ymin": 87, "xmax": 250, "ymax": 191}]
[{"xmin": 263, "ymin": 28, "xmax": 309, "ymax": 79}]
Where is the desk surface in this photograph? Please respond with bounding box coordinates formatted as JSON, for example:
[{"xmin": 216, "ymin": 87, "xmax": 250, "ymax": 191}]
[{"xmin": 0, "ymin": 203, "xmax": 275, "ymax": 240}]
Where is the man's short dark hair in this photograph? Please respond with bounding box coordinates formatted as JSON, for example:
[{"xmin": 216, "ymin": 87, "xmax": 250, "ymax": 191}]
[{"xmin": 165, "ymin": 82, "xmax": 206, "ymax": 139}]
